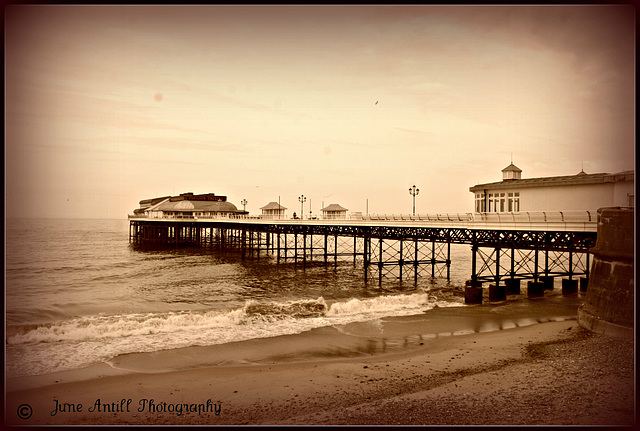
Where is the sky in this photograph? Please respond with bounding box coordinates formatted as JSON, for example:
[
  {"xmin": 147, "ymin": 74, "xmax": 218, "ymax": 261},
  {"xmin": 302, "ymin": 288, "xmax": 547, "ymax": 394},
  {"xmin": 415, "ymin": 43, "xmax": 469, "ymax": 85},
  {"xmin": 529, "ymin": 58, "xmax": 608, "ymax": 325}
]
[{"xmin": 5, "ymin": 5, "xmax": 635, "ymax": 219}]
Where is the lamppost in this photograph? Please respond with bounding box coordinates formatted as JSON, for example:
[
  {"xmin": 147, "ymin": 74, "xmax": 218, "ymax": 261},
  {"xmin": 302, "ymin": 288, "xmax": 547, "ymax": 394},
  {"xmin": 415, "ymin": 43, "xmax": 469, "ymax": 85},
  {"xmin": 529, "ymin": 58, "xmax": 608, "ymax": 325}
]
[
  {"xmin": 241, "ymin": 199, "xmax": 248, "ymax": 212},
  {"xmin": 408, "ymin": 185, "xmax": 419, "ymax": 215},
  {"xmin": 298, "ymin": 195, "xmax": 306, "ymax": 220}
]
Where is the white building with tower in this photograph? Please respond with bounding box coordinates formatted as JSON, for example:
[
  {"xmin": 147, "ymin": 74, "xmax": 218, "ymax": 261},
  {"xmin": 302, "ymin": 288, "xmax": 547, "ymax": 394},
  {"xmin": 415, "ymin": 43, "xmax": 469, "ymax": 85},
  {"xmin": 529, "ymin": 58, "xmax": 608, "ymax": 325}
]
[{"xmin": 470, "ymin": 163, "xmax": 634, "ymax": 213}]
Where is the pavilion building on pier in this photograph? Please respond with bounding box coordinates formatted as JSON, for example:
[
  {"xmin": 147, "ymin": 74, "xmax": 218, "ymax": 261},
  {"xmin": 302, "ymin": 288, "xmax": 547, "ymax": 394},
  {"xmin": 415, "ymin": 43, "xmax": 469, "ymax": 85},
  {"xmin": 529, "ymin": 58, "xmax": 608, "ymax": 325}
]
[
  {"xmin": 470, "ymin": 163, "xmax": 634, "ymax": 213},
  {"xmin": 134, "ymin": 192, "xmax": 247, "ymax": 219}
]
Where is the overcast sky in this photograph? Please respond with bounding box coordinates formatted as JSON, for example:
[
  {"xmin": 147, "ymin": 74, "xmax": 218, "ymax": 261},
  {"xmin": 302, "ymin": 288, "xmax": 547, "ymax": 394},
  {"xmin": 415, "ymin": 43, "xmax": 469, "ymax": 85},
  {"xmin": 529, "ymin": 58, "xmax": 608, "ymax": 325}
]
[{"xmin": 5, "ymin": 5, "xmax": 635, "ymax": 219}]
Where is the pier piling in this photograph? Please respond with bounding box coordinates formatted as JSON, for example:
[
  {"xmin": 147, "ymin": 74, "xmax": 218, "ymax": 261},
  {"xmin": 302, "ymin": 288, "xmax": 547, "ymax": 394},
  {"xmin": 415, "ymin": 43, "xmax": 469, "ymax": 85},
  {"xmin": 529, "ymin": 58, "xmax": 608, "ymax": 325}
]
[{"xmin": 128, "ymin": 219, "xmax": 595, "ymax": 289}]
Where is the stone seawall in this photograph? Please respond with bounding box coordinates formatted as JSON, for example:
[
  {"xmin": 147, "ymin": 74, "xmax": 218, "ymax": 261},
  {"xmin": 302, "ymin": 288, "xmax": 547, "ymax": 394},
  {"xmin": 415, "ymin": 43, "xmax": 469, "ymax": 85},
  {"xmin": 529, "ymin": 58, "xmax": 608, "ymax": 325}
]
[{"xmin": 578, "ymin": 207, "xmax": 634, "ymax": 338}]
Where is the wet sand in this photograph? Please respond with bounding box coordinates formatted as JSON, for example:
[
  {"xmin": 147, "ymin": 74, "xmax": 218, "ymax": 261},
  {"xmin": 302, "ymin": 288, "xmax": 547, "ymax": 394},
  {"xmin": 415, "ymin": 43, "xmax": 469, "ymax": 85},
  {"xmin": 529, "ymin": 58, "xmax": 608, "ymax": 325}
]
[{"xmin": 5, "ymin": 295, "xmax": 635, "ymax": 426}]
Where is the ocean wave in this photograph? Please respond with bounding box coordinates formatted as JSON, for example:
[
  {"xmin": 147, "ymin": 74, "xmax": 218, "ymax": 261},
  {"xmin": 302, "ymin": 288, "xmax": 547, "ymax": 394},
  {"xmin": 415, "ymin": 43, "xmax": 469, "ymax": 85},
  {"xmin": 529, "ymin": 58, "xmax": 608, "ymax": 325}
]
[
  {"xmin": 5, "ymin": 292, "xmax": 460, "ymax": 378},
  {"xmin": 6, "ymin": 292, "xmax": 441, "ymax": 346}
]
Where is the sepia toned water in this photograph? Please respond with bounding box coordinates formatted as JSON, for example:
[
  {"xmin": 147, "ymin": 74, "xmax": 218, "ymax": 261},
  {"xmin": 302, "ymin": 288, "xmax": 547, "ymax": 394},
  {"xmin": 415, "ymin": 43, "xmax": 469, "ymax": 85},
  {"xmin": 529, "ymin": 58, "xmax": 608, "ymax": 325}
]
[{"xmin": 5, "ymin": 218, "xmax": 476, "ymax": 379}]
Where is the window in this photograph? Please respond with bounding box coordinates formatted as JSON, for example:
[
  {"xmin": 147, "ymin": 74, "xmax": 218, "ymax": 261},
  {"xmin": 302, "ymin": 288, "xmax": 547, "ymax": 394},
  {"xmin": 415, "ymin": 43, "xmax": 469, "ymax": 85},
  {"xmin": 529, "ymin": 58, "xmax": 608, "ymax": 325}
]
[
  {"xmin": 507, "ymin": 192, "xmax": 520, "ymax": 212},
  {"xmin": 474, "ymin": 193, "xmax": 486, "ymax": 212}
]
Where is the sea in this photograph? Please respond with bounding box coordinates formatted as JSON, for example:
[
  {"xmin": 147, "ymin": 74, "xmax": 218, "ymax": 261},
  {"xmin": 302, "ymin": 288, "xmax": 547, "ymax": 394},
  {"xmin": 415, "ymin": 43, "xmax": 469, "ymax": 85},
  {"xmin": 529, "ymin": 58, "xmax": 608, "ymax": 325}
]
[{"xmin": 5, "ymin": 218, "xmax": 485, "ymax": 379}]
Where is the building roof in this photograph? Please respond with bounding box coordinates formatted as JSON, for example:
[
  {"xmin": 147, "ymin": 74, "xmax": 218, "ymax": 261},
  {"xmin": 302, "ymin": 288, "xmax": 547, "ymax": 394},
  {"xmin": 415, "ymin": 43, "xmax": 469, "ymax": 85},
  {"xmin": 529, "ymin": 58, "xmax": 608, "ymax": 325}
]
[
  {"xmin": 139, "ymin": 196, "xmax": 172, "ymax": 206},
  {"xmin": 469, "ymin": 170, "xmax": 634, "ymax": 193},
  {"xmin": 501, "ymin": 163, "xmax": 522, "ymax": 173},
  {"xmin": 154, "ymin": 200, "xmax": 239, "ymax": 212},
  {"xmin": 321, "ymin": 204, "xmax": 348, "ymax": 212},
  {"xmin": 260, "ymin": 202, "xmax": 287, "ymax": 210}
]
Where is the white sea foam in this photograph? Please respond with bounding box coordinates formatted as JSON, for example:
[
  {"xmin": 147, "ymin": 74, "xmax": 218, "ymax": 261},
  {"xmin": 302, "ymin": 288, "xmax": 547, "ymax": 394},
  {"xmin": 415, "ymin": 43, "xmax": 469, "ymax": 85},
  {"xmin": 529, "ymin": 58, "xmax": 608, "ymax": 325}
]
[{"xmin": 5, "ymin": 291, "xmax": 463, "ymax": 378}]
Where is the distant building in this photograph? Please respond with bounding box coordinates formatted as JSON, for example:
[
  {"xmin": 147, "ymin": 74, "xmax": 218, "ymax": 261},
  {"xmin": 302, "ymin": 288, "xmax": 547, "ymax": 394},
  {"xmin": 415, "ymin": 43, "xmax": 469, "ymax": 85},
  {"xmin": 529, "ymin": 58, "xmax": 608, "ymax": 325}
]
[
  {"xmin": 321, "ymin": 203, "xmax": 348, "ymax": 220},
  {"xmin": 469, "ymin": 163, "xmax": 634, "ymax": 213},
  {"xmin": 260, "ymin": 202, "xmax": 287, "ymax": 219},
  {"xmin": 133, "ymin": 195, "xmax": 171, "ymax": 216},
  {"xmin": 135, "ymin": 192, "xmax": 247, "ymax": 219}
]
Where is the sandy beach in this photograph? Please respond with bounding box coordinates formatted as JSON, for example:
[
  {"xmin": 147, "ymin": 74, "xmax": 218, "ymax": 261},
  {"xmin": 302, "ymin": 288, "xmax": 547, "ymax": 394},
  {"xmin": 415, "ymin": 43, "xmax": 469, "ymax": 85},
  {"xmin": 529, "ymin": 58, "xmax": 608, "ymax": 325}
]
[{"xmin": 5, "ymin": 295, "xmax": 635, "ymax": 426}]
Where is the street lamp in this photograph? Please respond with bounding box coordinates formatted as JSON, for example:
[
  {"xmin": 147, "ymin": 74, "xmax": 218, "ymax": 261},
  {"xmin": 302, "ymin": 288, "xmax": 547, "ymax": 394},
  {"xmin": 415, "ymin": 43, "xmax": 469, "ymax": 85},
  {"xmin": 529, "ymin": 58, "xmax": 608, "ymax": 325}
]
[
  {"xmin": 241, "ymin": 199, "xmax": 248, "ymax": 212},
  {"xmin": 298, "ymin": 195, "xmax": 306, "ymax": 220},
  {"xmin": 408, "ymin": 185, "xmax": 419, "ymax": 215}
]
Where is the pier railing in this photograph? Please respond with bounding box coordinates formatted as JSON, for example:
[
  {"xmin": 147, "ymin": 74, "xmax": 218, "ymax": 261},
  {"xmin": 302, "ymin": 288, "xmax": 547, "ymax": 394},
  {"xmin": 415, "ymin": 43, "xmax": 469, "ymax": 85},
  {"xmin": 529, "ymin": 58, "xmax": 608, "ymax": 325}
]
[{"xmin": 128, "ymin": 210, "xmax": 597, "ymax": 232}]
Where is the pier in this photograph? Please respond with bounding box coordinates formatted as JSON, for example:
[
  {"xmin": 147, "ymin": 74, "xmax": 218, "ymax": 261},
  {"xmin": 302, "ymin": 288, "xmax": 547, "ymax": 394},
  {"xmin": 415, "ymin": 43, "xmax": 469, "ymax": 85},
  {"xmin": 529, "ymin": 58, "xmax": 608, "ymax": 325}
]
[{"xmin": 129, "ymin": 213, "xmax": 597, "ymax": 303}]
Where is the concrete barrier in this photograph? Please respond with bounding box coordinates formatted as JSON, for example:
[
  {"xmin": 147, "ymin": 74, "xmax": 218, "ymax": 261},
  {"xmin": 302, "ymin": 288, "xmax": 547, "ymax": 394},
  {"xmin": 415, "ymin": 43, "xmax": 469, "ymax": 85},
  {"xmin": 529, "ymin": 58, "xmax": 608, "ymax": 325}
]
[{"xmin": 578, "ymin": 207, "xmax": 634, "ymax": 338}]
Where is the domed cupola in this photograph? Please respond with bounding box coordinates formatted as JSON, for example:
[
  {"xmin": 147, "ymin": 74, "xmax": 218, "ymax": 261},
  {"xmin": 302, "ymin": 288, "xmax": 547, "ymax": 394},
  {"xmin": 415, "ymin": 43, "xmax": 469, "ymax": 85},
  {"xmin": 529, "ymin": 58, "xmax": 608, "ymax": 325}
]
[{"xmin": 502, "ymin": 162, "xmax": 522, "ymax": 180}]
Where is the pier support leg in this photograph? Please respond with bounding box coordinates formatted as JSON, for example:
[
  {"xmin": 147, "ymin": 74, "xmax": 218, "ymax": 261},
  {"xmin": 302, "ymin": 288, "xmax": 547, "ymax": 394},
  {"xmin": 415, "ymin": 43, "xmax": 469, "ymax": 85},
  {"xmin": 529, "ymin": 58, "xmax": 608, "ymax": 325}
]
[
  {"xmin": 284, "ymin": 233, "xmax": 288, "ymax": 260},
  {"xmin": 399, "ymin": 240, "xmax": 403, "ymax": 281},
  {"xmin": 580, "ymin": 277, "xmax": 588, "ymax": 292},
  {"xmin": 527, "ymin": 280, "xmax": 545, "ymax": 298},
  {"xmin": 324, "ymin": 235, "xmax": 328, "ymax": 264},
  {"xmin": 277, "ymin": 233, "xmax": 281, "ymax": 263},
  {"xmin": 354, "ymin": 236, "xmax": 357, "ymax": 265},
  {"xmin": 505, "ymin": 278, "xmax": 521, "ymax": 295},
  {"xmin": 562, "ymin": 278, "xmax": 579, "ymax": 295},
  {"xmin": 489, "ymin": 284, "xmax": 506, "ymax": 302},
  {"xmin": 446, "ymin": 242, "xmax": 451, "ymax": 281},
  {"xmin": 414, "ymin": 239, "xmax": 419, "ymax": 282},
  {"xmin": 540, "ymin": 276, "xmax": 555, "ymax": 291},
  {"xmin": 465, "ymin": 280, "xmax": 483, "ymax": 304},
  {"xmin": 378, "ymin": 238, "xmax": 383, "ymax": 284},
  {"xmin": 364, "ymin": 236, "xmax": 369, "ymax": 281},
  {"xmin": 241, "ymin": 229, "xmax": 246, "ymax": 259},
  {"xmin": 431, "ymin": 240, "xmax": 435, "ymax": 278}
]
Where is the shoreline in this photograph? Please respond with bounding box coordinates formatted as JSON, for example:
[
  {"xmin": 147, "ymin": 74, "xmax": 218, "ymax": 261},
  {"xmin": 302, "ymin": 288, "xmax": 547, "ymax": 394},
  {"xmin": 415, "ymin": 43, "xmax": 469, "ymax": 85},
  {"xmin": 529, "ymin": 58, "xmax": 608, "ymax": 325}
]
[
  {"xmin": 6, "ymin": 294, "xmax": 634, "ymax": 426},
  {"xmin": 7, "ymin": 294, "xmax": 579, "ymax": 390}
]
